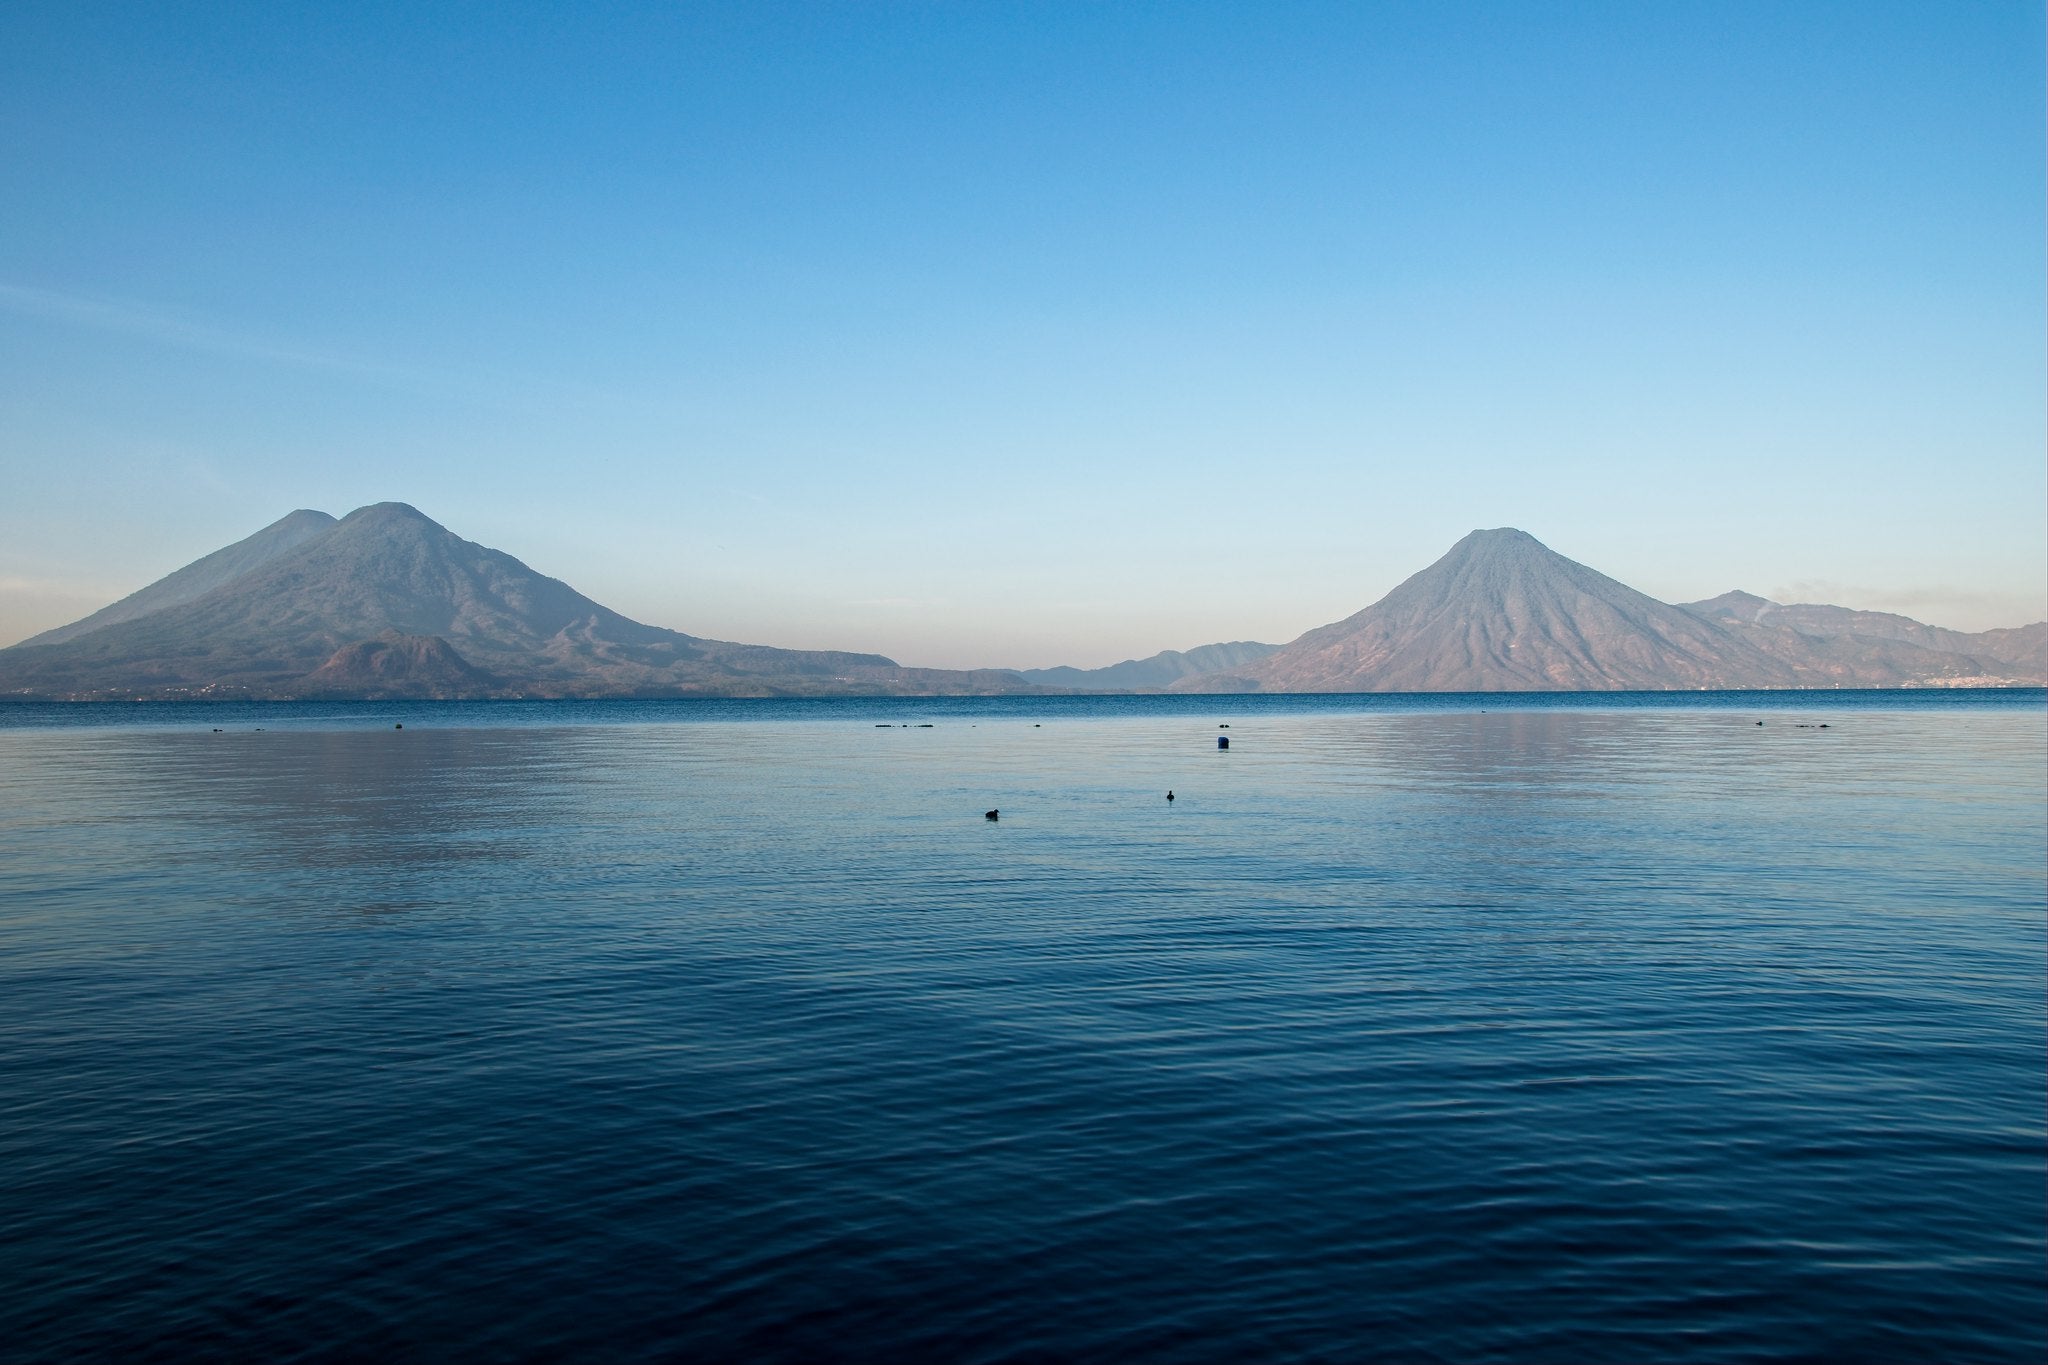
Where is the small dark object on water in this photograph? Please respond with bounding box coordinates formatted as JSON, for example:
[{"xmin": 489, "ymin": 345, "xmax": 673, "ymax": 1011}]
[
  {"xmin": 1218, "ymin": 724, "xmax": 1229, "ymax": 728},
  {"xmin": 395, "ymin": 723, "xmax": 403, "ymax": 730},
  {"xmin": 985, "ymin": 809, "xmax": 999, "ymax": 821},
  {"xmin": 1166, "ymin": 790, "xmax": 1175, "ymax": 802},
  {"xmin": 1756, "ymin": 721, "xmax": 1764, "ymax": 726},
  {"xmin": 917, "ymin": 724, "xmax": 933, "ymax": 728},
  {"xmin": 1217, "ymin": 736, "xmax": 1229, "ymax": 749}
]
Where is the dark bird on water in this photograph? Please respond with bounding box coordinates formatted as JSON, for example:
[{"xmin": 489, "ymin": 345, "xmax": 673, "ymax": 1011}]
[
  {"xmin": 1166, "ymin": 790, "xmax": 1175, "ymax": 802},
  {"xmin": 985, "ymin": 809, "xmax": 999, "ymax": 821}
]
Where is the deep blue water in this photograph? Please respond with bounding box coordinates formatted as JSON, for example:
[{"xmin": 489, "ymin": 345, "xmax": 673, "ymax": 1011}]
[{"xmin": 1, "ymin": 694, "xmax": 2042, "ymax": 1362}]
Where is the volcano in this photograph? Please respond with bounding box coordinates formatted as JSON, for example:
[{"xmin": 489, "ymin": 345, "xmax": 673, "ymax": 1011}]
[
  {"xmin": 1172, "ymin": 529, "xmax": 2033, "ymax": 692},
  {"xmin": 0, "ymin": 503, "xmax": 1037, "ymax": 699}
]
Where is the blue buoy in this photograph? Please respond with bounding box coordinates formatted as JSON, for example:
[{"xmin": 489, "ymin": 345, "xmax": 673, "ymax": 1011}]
[{"xmin": 1217, "ymin": 735, "xmax": 1229, "ymax": 749}]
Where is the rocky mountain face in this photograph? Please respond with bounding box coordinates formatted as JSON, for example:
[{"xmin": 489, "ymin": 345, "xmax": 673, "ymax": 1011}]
[
  {"xmin": 1174, "ymin": 529, "xmax": 2044, "ymax": 693},
  {"xmin": 296, "ymin": 632, "xmax": 500, "ymax": 699},
  {"xmin": 1017, "ymin": 640, "xmax": 1279, "ymax": 690},
  {"xmin": 0, "ymin": 503, "xmax": 1040, "ymax": 699}
]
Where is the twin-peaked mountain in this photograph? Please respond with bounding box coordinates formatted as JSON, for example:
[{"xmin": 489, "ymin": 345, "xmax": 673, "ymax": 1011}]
[
  {"xmin": 0, "ymin": 503, "xmax": 1035, "ymax": 698},
  {"xmin": 1, "ymin": 510, "xmax": 2039, "ymax": 699}
]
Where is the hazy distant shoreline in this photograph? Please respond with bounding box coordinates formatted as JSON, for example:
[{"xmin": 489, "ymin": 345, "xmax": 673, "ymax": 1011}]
[{"xmin": 1, "ymin": 688, "xmax": 2039, "ymax": 733}]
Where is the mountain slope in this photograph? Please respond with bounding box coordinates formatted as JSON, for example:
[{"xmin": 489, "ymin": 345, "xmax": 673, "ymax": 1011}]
[
  {"xmin": 1969, "ymin": 623, "xmax": 2048, "ymax": 675},
  {"xmin": 1681, "ymin": 592, "xmax": 2048, "ymax": 679},
  {"xmin": 1684, "ymin": 591, "xmax": 1981, "ymax": 654},
  {"xmin": 1017, "ymin": 640, "xmax": 1279, "ymax": 690},
  {"xmin": 22, "ymin": 509, "xmax": 338, "ymax": 647},
  {"xmin": 0, "ymin": 503, "xmax": 1037, "ymax": 699}
]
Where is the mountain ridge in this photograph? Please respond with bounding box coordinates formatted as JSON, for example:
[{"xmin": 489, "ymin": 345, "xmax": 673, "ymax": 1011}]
[
  {"xmin": 4, "ymin": 512, "xmax": 2040, "ymax": 699},
  {"xmin": 1015, "ymin": 640, "xmax": 1280, "ymax": 691}
]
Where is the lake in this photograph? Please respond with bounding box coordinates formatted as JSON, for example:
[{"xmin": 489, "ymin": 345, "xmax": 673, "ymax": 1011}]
[{"xmin": 1, "ymin": 693, "xmax": 2042, "ymax": 1362}]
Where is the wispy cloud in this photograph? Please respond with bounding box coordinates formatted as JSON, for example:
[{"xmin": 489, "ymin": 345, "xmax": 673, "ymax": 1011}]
[
  {"xmin": 0, "ymin": 280, "xmax": 402, "ymax": 378},
  {"xmin": 0, "ymin": 280, "xmax": 739, "ymax": 430}
]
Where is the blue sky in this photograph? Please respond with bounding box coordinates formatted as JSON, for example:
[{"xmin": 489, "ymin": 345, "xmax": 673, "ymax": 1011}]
[{"xmin": 3, "ymin": 1, "xmax": 2041, "ymax": 667}]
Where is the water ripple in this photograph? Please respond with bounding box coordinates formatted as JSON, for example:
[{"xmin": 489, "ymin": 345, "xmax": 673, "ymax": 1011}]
[{"xmin": 0, "ymin": 702, "xmax": 2041, "ymax": 1362}]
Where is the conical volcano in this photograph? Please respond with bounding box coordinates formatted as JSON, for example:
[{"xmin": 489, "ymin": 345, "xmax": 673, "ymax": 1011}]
[{"xmin": 1179, "ymin": 528, "xmax": 1803, "ymax": 692}]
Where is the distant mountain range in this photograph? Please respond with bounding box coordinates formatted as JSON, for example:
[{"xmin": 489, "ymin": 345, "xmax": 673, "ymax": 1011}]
[{"xmin": 1, "ymin": 510, "xmax": 2039, "ymax": 700}]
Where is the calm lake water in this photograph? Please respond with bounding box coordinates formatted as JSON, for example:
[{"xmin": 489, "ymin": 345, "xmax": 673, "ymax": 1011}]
[{"xmin": 1, "ymin": 693, "xmax": 2042, "ymax": 1363}]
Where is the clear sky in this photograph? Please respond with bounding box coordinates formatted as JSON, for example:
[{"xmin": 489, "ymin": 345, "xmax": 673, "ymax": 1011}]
[{"xmin": 3, "ymin": 1, "xmax": 2041, "ymax": 668}]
